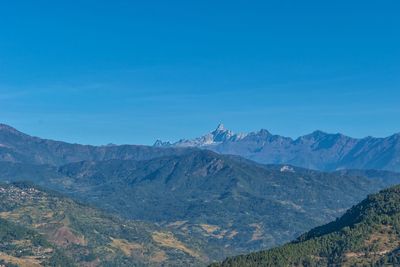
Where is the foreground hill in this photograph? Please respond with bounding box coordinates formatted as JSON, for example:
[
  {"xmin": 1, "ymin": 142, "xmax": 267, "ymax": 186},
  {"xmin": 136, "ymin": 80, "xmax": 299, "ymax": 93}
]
[
  {"xmin": 212, "ymin": 185, "xmax": 400, "ymax": 267},
  {"xmin": 155, "ymin": 124, "xmax": 400, "ymax": 172},
  {"xmin": 0, "ymin": 123, "xmax": 192, "ymax": 166},
  {"xmin": 2, "ymin": 150, "xmax": 399, "ymax": 255},
  {"xmin": 0, "ymin": 217, "xmax": 72, "ymax": 267},
  {"xmin": 0, "ymin": 182, "xmax": 212, "ymax": 266}
]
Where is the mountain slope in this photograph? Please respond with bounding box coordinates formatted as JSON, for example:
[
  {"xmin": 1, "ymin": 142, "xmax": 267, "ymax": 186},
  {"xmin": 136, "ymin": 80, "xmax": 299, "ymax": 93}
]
[
  {"xmin": 212, "ymin": 185, "xmax": 400, "ymax": 267},
  {"xmin": 0, "ymin": 123, "xmax": 193, "ymax": 166},
  {"xmin": 155, "ymin": 124, "xmax": 400, "ymax": 172},
  {"xmin": 0, "ymin": 217, "xmax": 74, "ymax": 267},
  {"xmin": 0, "ymin": 182, "xmax": 213, "ymax": 266},
  {"xmin": 53, "ymin": 151, "xmax": 394, "ymax": 252},
  {"xmin": 2, "ymin": 150, "xmax": 399, "ymax": 255}
]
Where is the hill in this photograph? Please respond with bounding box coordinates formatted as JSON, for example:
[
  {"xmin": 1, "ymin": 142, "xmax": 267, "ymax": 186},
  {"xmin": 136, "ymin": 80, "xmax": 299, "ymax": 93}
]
[
  {"xmin": 0, "ymin": 182, "xmax": 214, "ymax": 266},
  {"xmin": 155, "ymin": 124, "xmax": 400, "ymax": 172},
  {"xmin": 212, "ymin": 185, "xmax": 400, "ymax": 267},
  {"xmin": 2, "ymin": 150, "xmax": 399, "ymax": 255}
]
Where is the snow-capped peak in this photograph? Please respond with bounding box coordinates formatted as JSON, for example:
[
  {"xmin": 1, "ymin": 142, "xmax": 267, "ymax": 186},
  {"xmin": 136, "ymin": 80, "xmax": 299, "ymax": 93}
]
[
  {"xmin": 215, "ymin": 123, "xmax": 225, "ymax": 131},
  {"xmin": 154, "ymin": 124, "xmax": 248, "ymax": 148},
  {"xmin": 280, "ymin": 165, "xmax": 295, "ymax": 173}
]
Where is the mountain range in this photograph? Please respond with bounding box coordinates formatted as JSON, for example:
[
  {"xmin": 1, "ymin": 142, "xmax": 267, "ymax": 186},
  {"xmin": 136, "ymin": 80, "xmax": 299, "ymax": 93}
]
[
  {"xmin": 2, "ymin": 122, "xmax": 400, "ymax": 173},
  {"xmin": 2, "ymin": 123, "xmax": 400, "ymax": 266},
  {"xmin": 154, "ymin": 124, "xmax": 400, "ymax": 172}
]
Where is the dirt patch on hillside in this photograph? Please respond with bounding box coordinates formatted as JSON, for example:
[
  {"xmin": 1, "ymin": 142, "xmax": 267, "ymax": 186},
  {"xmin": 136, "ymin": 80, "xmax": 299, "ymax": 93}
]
[
  {"xmin": 0, "ymin": 252, "xmax": 42, "ymax": 267},
  {"xmin": 109, "ymin": 237, "xmax": 144, "ymax": 257},
  {"xmin": 51, "ymin": 226, "xmax": 87, "ymax": 246},
  {"xmin": 152, "ymin": 231, "xmax": 200, "ymax": 258}
]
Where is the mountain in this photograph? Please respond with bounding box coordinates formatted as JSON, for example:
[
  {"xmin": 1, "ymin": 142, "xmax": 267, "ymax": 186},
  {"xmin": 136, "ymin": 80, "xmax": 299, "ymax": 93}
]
[
  {"xmin": 0, "ymin": 181, "xmax": 218, "ymax": 266},
  {"xmin": 0, "ymin": 123, "xmax": 193, "ymax": 166},
  {"xmin": 211, "ymin": 184, "xmax": 400, "ymax": 267},
  {"xmin": 2, "ymin": 151, "xmax": 400, "ymax": 256},
  {"xmin": 154, "ymin": 124, "xmax": 400, "ymax": 172}
]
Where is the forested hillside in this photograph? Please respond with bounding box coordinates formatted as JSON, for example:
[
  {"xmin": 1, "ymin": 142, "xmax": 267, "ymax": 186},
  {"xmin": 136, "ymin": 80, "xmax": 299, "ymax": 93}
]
[{"xmin": 212, "ymin": 185, "xmax": 400, "ymax": 266}]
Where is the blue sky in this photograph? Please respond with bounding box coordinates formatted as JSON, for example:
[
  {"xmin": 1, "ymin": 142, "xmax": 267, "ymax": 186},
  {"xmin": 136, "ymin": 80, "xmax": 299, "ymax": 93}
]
[{"xmin": 0, "ymin": 1, "xmax": 399, "ymax": 145}]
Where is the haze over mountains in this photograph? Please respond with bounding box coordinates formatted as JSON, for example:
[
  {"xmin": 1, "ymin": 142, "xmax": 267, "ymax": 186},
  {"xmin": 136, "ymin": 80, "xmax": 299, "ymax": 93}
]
[{"xmin": 154, "ymin": 124, "xmax": 400, "ymax": 172}]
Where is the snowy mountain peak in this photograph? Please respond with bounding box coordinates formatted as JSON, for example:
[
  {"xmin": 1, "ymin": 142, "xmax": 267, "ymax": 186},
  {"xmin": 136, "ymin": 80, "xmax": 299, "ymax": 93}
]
[
  {"xmin": 215, "ymin": 123, "xmax": 225, "ymax": 131},
  {"xmin": 154, "ymin": 124, "xmax": 248, "ymax": 148}
]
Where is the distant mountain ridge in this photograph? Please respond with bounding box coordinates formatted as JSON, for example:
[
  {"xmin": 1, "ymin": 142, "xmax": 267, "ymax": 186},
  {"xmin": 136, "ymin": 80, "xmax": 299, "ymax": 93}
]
[
  {"xmin": 0, "ymin": 123, "xmax": 194, "ymax": 166},
  {"xmin": 154, "ymin": 124, "xmax": 400, "ymax": 172},
  {"xmin": 2, "ymin": 122, "xmax": 400, "ymax": 172}
]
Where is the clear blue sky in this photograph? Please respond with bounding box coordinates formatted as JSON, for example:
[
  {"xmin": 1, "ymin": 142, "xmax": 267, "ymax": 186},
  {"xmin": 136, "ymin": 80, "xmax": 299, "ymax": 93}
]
[{"xmin": 0, "ymin": 1, "xmax": 399, "ymax": 145}]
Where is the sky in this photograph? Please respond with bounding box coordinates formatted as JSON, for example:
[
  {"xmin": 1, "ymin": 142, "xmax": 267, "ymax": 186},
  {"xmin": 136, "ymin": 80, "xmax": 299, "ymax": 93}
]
[{"xmin": 0, "ymin": 1, "xmax": 399, "ymax": 145}]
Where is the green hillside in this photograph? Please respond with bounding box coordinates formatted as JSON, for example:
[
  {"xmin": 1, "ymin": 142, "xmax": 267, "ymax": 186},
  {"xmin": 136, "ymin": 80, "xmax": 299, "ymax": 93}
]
[
  {"xmin": 212, "ymin": 185, "xmax": 400, "ymax": 267},
  {"xmin": 0, "ymin": 182, "xmax": 211, "ymax": 266}
]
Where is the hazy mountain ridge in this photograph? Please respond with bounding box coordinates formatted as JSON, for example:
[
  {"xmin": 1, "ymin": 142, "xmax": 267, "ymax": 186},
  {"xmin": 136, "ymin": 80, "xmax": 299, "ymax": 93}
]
[
  {"xmin": 154, "ymin": 124, "xmax": 400, "ymax": 172},
  {"xmin": 212, "ymin": 185, "xmax": 400, "ymax": 266},
  {"xmin": 0, "ymin": 123, "xmax": 195, "ymax": 166},
  {"xmin": 2, "ymin": 122, "xmax": 400, "ymax": 172}
]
